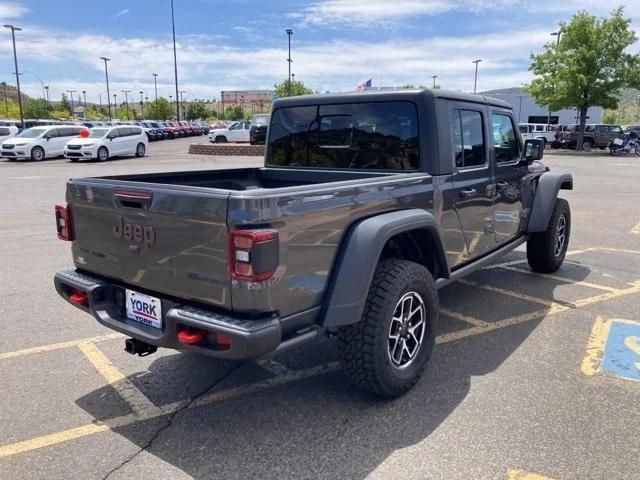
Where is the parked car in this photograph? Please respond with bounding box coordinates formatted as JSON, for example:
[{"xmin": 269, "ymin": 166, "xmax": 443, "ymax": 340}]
[
  {"xmin": 0, "ymin": 125, "xmax": 84, "ymax": 161},
  {"xmin": 249, "ymin": 113, "xmax": 270, "ymax": 145},
  {"xmin": 53, "ymin": 89, "xmax": 572, "ymax": 398},
  {"xmin": 0, "ymin": 124, "xmax": 19, "ymax": 144},
  {"xmin": 147, "ymin": 121, "xmax": 168, "ymax": 140},
  {"xmin": 138, "ymin": 121, "xmax": 160, "ymax": 141},
  {"xmin": 517, "ymin": 123, "xmax": 555, "ymax": 147},
  {"xmin": 157, "ymin": 121, "xmax": 178, "ymax": 139},
  {"xmin": 560, "ymin": 124, "xmax": 624, "ymax": 150},
  {"xmin": 623, "ymin": 125, "xmax": 640, "ymax": 135},
  {"xmin": 64, "ymin": 125, "xmax": 148, "ymax": 162},
  {"xmin": 208, "ymin": 120, "xmax": 251, "ymax": 143}
]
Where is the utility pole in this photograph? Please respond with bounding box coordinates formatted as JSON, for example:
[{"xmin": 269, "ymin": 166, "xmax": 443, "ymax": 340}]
[
  {"xmin": 170, "ymin": 0, "xmax": 180, "ymax": 121},
  {"xmin": 100, "ymin": 57, "xmax": 112, "ymax": 121},
  {"xmin": 152, "ymin": 73, "xmax": 158, "ymax": 100},
  {"xmin": 472, "ymin": 59, "xmax": 482, "ymax": 94},
  {"xmin": 286, "ymin": 29, "xmax": 293, "ymax": 96},
  {"xmin": 121, "ymin": 90, "xmax": 131, "ymax": 119},
  {"xmin": 4, "ymin": 24, "xmax": 24, "ymax": 128}
]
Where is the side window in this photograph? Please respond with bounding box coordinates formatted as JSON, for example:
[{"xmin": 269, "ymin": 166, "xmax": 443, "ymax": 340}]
[
  {"xmin": 109, "ymin": 129, "xmax": 119, "ymax": 139},
  {"xmin": 492, "ymin": 113, "xmax": 520, "ymax": 164},
  {"xmin": 230, "ymin": 123, "xmax": 241, "ymax": 130},
  {"xmin": 47, "ymin": 128, "xmax": 59, "ymax": 138},
  {"xmin": 611, "ymin": 126, "xmax": 622, "ymax": 134},
  {"xmin": 452, "ymin": 109, "xmax": 485, "ymax": 168},
  {"xmin": 117, "ymin": 127, "xmax": 129, "ymax": 137}
]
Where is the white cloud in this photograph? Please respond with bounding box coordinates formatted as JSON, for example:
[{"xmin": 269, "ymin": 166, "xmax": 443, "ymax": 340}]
[
  {"xmin": 115, "ymin": 9, "xmax": 130, "ymax": 18},
  {"xmin": 0, "ymin": 2, "xmax": 28, "ymax": 22}
]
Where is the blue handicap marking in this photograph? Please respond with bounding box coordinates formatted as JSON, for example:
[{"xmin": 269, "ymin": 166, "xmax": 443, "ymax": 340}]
[{"xmin": 601, "ymin": 320, "xmax": 640, "ymax": 381}]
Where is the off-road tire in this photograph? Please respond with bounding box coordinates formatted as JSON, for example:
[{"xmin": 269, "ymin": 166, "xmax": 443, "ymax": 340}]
[
  {"xmin": 527, "ymin": 198, "xmax": 571, "ymax": 273},
  {"xmin": 30, "ymin": 146, "xmax": 45, "ymax": 161},
  {"xmin": 97, "ymin": 147, "xmax": 109, "ymax": 162},
  {"xmin": 337, "ymin": 259, "xmax": 438, "ymax": 398}
]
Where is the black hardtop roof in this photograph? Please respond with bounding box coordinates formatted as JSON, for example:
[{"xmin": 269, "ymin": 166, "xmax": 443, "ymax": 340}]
[{"xmin": 273, "ymin": 88, "xmax": 512, "ymax": 110}]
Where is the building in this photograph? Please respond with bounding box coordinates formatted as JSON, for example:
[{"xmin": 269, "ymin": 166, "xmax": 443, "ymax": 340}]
[
  {"xmin": 491, "ymin": 93, "xmax": 602, "ymax": 125},
  {"xmin": 220, "ymin": 90, "xmax": 273, "ymax": 114}
]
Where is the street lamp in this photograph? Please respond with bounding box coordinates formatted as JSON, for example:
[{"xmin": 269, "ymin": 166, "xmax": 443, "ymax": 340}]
[
  {"xmin": 100, "ymin": 57, "xmax": 112, "ymax": 121},
  {"xmin": 179, "ymin": 90, "xmax": 186, "ymax": 120},
  {"xmin": 99, "ymin": 90, "xmax": 107, "ymax": 113},
  {"xmin": 285, "ymin": 29, "xmax": 293, "ymax": 96},
  {"xmin": 21, "ymin": 70, "xmax": 46, "ymax": 99},
  {"xmin": 472, "ymin": 59, "xmax": 482, "ymax": 94},
  {"xmin": 82, "ymin": 90, "xmax": 87, "ymax": 109},
  {"xmin": 431, "ymin": 75, "xmax": 438, "ymax": 88},
  {"xmin": 152, "ymin": 73, "xmax": 158, "ymax": 100},
  {"xmin": 66, "ymin": 90, "xmax": 76, "ymax": 116},
  {"xmin": 113, "ymin": 93, "xmax": 117, "ymax": 118},
  {"xmin": 44, "ymin": 85, "xmax": 50, "ymax": 103},
  {"xmin": 170, "ymin": 0, "xmax": 180, "ymax": 120},
  {"xmin": 139, "ymin": 91, "xmax": 144, "ymax": 117},
  {"xmin": 121, "ymin": 90, "xmax": 131, "ymax": 119},
  {"xmin": 546, "ymin": 30, "xmax": 563, "ymax": 129},
  {"xmin": 4, "ymin": 24, "xmax": 24, "ymax": 128}
]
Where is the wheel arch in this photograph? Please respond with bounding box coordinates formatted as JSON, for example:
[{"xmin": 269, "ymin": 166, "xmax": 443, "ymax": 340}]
[
  {"xmin": 321, "ymin": 209, "xmax": 449, "ymax": 328},
  {"xmin": 527, "ymin": 171, "xmax": 573, "ymax": 233}
]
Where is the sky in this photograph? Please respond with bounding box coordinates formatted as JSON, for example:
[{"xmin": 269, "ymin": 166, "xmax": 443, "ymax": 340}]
[{"xmin": 0, "ymin": 0, "xmax": 638, "ymax": 104}]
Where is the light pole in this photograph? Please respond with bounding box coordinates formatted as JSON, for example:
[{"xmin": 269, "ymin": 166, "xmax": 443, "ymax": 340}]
[
  {"xmin": 139, "ymin": 91, "xmax": 144, "ymax": 117},
  {"xmin": 179, "ymin": 90, "xmax": 186, "ymax": 120},
  {"xmin": 472, "ymin": 59, "xmax": 482, "ymax": 94},
  {"xmin": 546, "ymin": 30, "xmax": 563, "ymax": 129},
  {"xmin": 99, "ymin": 90, "xmax": 107, "ymax": 113},
  {"xmin": 113, "ymin": 93, "xmax": 117, "ymax": 118},
  {"xmin": 431, "ymin": 75, "xmax": 438, "ymax": 88},
  {"xmin": 152, "ymin": 73, "xmax": 158, "ymax": 101},
  {"xmin": 66, "ymin": 90, "xmax": 76, "ymax": 116},
  {"xmin": 286, "ymin": 29, "xmax": 293, "ymax": 96},
  {"xmin": 22, "ymin": 70, "xmax": 46, "ymax": 98},
  {"xmin": 100, "ymin": 56, "xmax": 112, "ymax": 121},
  {"xmin": 170, "ymin": 0, "xmax": 180, "ymax": 120},
  {"xmin": 4, "ymin": 24, "xmax": 24, "ymax": 128},
  {"xmin": 121, "ymin": 90, "xmax": 131, "ymax": 119},
  {"xmin": 82, "ymin": 90, "xmax": 87, "ymax": 109},
  {"xmin": 44, "ymin": 85, "xmax": 50, "ymax": 103},
  {"xmin": 1, "ymin": 81, "xmax": 8, "ymax": 117}
]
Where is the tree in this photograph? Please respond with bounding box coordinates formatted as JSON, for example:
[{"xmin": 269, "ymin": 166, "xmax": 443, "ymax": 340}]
[
  {"xmin": 224, "ymin": 105, "xmax": 245, "ymax": 120},
  {"xmin": 186, "ymin": 101, "xmax": 210, "ymax": 120},
  {"xmin": 115, "ymin": 103, "xmax": 133, "ymax": 120},
  {"xmin": 50, "ymin": 108, "xmax": 72, "ymax": 120},
  {"xmin": 0, "ymin": 98, "xmax": 21, "ymax": 119},
  {"xmin": 58, "ymin": 94, "xmax": 72, "ymax": 115},
  {"xmin": 23, "ymin": 98, "xmax": 52, "ymax": 119},
  {"xmin": 273, "ymin": 79, "xmax": 314, "ymax": 97},
  {"xmin": 146, "ymin": 97, "xmax": 174, "ymax": 120},
  {"xmin": 84, "ymin": 106, "xmax": 107, "ymax": 120},
  {"xmin": 601, "ymin": 110, "xmax": 618, "ymax": 124},
  {"xmin": 526, "ymin": 8, "xmax": 640, "ymax": 150}
]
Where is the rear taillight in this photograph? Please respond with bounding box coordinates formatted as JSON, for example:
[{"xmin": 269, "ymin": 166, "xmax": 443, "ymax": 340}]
[
  {"xmin": 229, "ymin": 229, "xmax": 278, "ymax": 281},
  {"xmin": 55, "ymin": 203, "xmax": 74, "ymax": 241}
]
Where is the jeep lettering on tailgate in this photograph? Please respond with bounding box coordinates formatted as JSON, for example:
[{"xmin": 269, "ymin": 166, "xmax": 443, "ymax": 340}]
[{"xmin": 113, "ymin": 217, "xmax": 156, "ymax": 247}]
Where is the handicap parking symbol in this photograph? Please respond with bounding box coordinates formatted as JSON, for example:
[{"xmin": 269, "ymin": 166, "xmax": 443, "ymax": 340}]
[{"xmin": 583, "ymin": 317, "xmax": 640, "ymax": 381}]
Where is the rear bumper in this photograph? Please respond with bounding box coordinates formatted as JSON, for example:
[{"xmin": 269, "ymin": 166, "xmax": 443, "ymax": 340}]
[{"xmin": 54, "ymin": 267, "xmax": 282, "ymax": 359}]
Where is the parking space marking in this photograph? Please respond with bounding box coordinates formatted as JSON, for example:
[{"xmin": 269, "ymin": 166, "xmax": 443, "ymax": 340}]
[
  {"xmin": 499, "ymin": 265, "xmax": 620, "ymax": 292},
  {"xmin": 0, "ymin": 332, "xmax": 123, "ymax": 360},
  {"xmin": 457, "ymin": 278, "xmax": 573, "ymax": 309},
  {"xmin": 483, "ymin": 247, "xmax": 596, "ymax": 270},
  {"xmin": 440, "ymin": 308, "xmax": 490, "ymax": 327},
  {"xmin": 581, "ymin": 316, "xmax": 640, "ymax": 381},
  {"xmin": 507, "ymin": 469, "xmax": 555, "ymax": 480},
  {"xmin": 77, "ymin": 341, "xmax": 160, "ymax": 417}
]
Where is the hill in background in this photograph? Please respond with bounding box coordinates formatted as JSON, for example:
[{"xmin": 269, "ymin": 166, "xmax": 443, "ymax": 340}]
[{"xmin": 0, "ymin": 83, "xmax": 32, "ymax": 103}]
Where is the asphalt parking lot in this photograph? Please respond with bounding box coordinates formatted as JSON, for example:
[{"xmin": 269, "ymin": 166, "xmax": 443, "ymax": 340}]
[{"xmin": 0, "ymin": 141, "xmax": 638, "ymax": 480}]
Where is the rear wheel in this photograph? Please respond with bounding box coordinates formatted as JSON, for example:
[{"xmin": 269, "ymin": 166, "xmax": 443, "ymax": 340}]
[
  {"xmin": 30, "ymin": 146, "xmax": 45, "ymax": 161},
  {"xmin": 635, "ymin": 145, "xmax": 640, "ymax": 156},
  {"xmin": 215, "ymin": 136, "xmax": 228, "ymax": 143},
  {"xmin": 135, "ymin": 143, "xmax": 145, "ymax": 158},
  {"xmin": 97, "ymin": 147, "xmax": 109, "ymax": 162},
  {"xmin": 527, "ymin": 198, "xmax": 571, "ymax": 273},
  {"xmin": 337, "ymin": 259, "xmax": 438, "ymax": 398}
]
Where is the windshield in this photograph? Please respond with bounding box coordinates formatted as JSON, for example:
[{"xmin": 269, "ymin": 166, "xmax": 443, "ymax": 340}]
[
  {"xmin": 88, "ymin": 128, "xmax": 109, "ymax": 138},
  {"xmin": 251, "ymin": 114, "xmax": 270, "ymax": 126},
  {"xmin": 17, "ymin": 128, "xmax": 47, "ymax": 138}
]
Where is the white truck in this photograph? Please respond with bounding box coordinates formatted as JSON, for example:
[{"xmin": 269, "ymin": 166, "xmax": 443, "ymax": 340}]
[{"xmin": 518, "ymin": 123, "xmax": 555, "ymax": 147}]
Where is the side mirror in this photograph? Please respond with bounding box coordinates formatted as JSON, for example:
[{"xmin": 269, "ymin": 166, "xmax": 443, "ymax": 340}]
[{"xmin": 523, "ymin": 138, "xmax": 544, "ymax": 162}]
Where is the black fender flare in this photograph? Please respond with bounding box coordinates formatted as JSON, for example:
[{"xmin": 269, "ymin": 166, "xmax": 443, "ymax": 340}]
[
  {"xmin": 321, "ymin": 209, "xmax": 448, "ymax": 328},
  {"xmin": 527, "ymin": 171, "xmax": 573, "ymax": 232}
]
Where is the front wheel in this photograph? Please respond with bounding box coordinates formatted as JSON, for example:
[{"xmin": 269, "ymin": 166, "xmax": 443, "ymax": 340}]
[
  {"xmin": 30, "ymin": 146, "xmax": 45, "ymax": 162},
  {"xmin": 527, "ymin": 198, "xmax": 571, "ymax": 273},
  {"xmin": 135, "ymin": 143, "xmax": 146, "ymax": 158},
  {"xmin": 582, "ymin": 139, "xmax": 593, "ymax": 151},
  {"xmin": 337, "ymin": 259, "xmax": 438, "ymax": 398},
  {"xmin": 97, "ymin": 147, "xmax": 109, "ymax": 162}
]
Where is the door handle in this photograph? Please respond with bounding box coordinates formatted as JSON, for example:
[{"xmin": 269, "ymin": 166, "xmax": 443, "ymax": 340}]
[{"xmin": 459, "ymin": 188, "xmax": 477, "ymax": 199}]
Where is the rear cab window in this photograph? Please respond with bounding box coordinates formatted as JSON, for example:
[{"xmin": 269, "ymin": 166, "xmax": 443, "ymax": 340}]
[{"xmin": 267, "ymin": 101, "xmax": 419, "ymax": 170}]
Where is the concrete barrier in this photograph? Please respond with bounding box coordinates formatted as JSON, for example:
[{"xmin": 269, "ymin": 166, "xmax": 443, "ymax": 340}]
[{"xmin": 189, "ymin": 143, "xmax": 265, "ymax": 156}]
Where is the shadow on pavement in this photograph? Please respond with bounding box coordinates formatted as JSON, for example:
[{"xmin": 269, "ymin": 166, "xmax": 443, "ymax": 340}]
[{"xmin": 76, "ymin": 251, "xmax": 592, "ymax": 479}]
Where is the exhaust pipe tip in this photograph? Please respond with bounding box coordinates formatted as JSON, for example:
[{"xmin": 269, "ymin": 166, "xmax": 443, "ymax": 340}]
[{"xmin": 124, "ymin": 338, "xmax": 157, "ymax": 357}]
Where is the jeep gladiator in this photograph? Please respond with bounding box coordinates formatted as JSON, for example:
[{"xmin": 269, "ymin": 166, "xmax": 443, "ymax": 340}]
[{"xmin": 54, "ymin": 89, "xmax": 573, "ymax": 397}]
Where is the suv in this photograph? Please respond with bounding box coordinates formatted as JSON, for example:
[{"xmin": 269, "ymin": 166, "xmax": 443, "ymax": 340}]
[
  {"xmin": 566, "ymin": 124, "xmax": 623, "ymax": 150},
  {"xmin": 518, "ymin": 123, "xmax": 555, "ymax": 147},
  {"xmin": 64, "ymin": 125, "xmax": 148, "ymax": 162},
  {"xmin": 1, "ymin": 125, "xmax": 84, "ymax": 161},
  {"xmin": 54, "ymin": 89, "xmax": 572, "ymax": 398},
  {"xmin": 249, "ymin": 113, "xmax": 270, "ymax": 145}
]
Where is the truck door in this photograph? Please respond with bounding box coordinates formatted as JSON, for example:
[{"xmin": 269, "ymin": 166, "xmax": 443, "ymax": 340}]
[
  {"xmin": 490, "ymin": 110, "xmax": 528, "ymax": 243},
  {"xmin": 451, "ymin": 106, "xmax": 495, "ymax": 258}
]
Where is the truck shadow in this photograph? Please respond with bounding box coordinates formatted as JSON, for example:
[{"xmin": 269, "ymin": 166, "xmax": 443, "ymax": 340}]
[{"xmin": 76, "ymin": 251, "xmax": 592, "ymax": 479}]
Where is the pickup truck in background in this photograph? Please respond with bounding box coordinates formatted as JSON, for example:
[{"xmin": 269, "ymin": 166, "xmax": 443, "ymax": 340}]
[{"xmin": 54, "ymin": 89, "xmax": 573, "ymax": 398}]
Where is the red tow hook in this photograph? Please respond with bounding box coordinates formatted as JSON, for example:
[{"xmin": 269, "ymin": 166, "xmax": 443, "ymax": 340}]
[
  {"xmin": 68, "ymin": 289, "xmax": 88, "ymax": 306},
  {"xmin": 177, "ymin": 328, "xmax": 206, "ymax": 345}
]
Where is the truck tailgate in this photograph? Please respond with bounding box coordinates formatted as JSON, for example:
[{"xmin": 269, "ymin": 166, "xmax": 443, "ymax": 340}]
[{"xmin": 67, "ymin": 180, "xmax": 231, "ymax": 309}]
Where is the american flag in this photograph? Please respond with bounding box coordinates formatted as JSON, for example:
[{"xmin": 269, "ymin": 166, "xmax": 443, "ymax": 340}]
[{"xmin": 356, "ymin": 78, "xmax": 372, "ymax": 91}]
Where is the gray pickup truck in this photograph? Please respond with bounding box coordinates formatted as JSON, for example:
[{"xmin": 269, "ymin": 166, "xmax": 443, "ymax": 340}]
[{"xmin": 54, "ymin": 89, "xmax": 573, "ymax": 397}]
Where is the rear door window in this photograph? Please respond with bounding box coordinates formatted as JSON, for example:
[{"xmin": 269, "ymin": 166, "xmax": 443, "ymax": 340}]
[
  {"xmin": 267, "ymin": 101, "xmax": 419, "ymax": 170},
  {"xmin": 452, "ymin": 109, "xmax": 485, "ymax": 168}
]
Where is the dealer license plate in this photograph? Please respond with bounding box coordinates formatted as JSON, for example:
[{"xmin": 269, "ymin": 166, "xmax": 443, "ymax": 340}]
[{"xmin": 125, "ymin": 290, "xmax": 162, "ymax": 329}]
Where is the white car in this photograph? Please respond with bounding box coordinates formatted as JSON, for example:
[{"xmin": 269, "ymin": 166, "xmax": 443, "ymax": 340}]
[
  {"xmin": 518, "ymin": 123, "xmax": 556, "ymax": 146},
  {"xmin": 64, "ymin": 125, "xmax": 148, "ymax": 162},
  {"xmin": 0, "ymin": 125, "xmax": 18, "ymax": 144},
  {"xmin": 208, "ymin": 121, "xmax": 251, "ymax": 143},
  {"xmin": 0, "ymin": 125, "xmax": 85, "ymax": 161}
]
